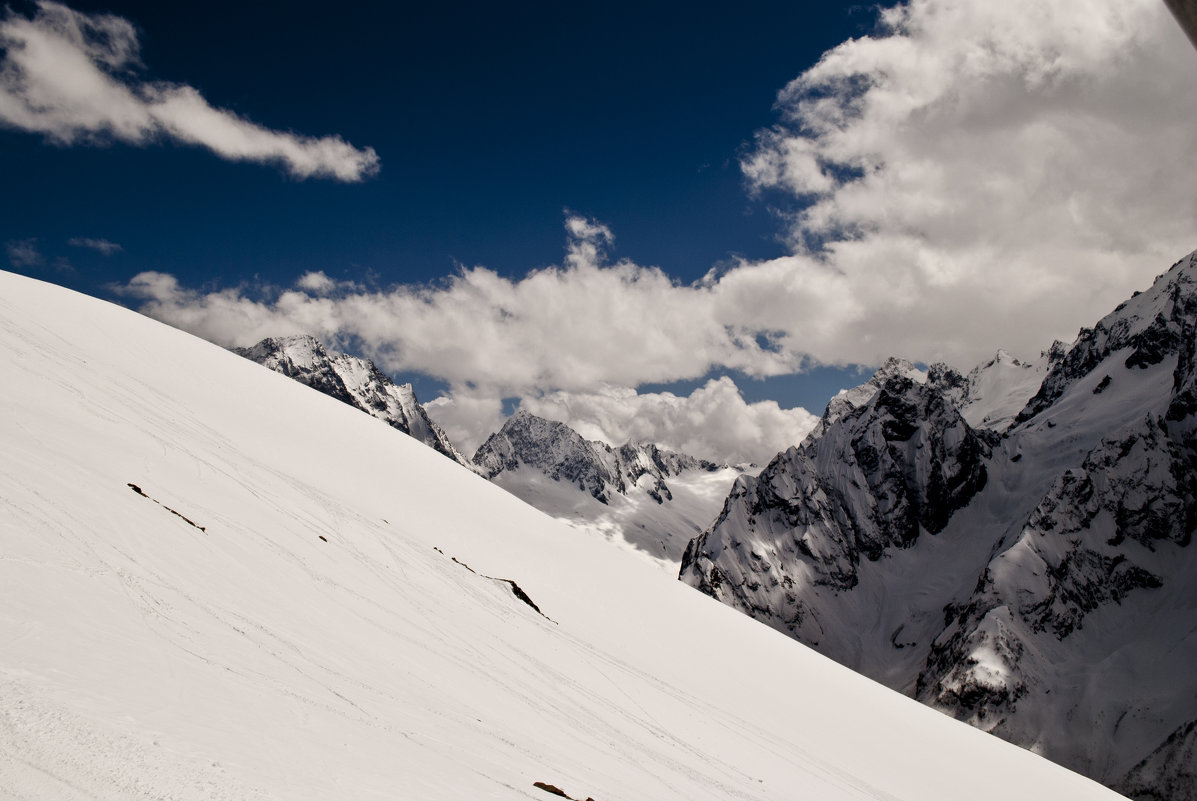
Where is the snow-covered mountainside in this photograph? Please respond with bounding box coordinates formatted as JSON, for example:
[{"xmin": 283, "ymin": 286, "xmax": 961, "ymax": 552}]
[
  {"xmin": 236, "ymin": 335, "xmax": 473, "ymax": 468},
  {"xmin": 474, "ymin": 410, "xmax": 742, "ymax": 566},
  {"xmin": 934, "ymin": 345, "xmax": 1066, "ymax": 432},
  {"xmin": 0, "ymin": 269, "xmax": 1121, "ymax": 800},
  {"xmin": 681, "ymin": 251, "xmax": 1197, "ymax": 799}
]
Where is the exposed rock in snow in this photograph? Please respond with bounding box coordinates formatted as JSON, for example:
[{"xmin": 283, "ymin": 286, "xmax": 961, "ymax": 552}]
[
  {"xmin": 235, "ymin": 335, "xmax": 473, "ymax": 468},
  {"xmin": 1016, "ymin": 253, "xmax": 1197, "ymax": 424},
  {"xmin": 475, "ymin": 410, "xmax": 741, "ymax": 566},
  {"xmin": 681, "ymin": 251, "xmax": 1197, "ymax": 799},
  {"xmin": 680, "ymin": 369, "xmax": 991, "ymax": 650},
  {"xmin": 812, "ymin": 357, "xmax": 927, "ymax": 438}
]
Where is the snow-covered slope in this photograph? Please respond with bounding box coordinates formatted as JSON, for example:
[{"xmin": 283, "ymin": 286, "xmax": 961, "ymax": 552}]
[
  {"xmin": 933, "ymin": 346, "xmax": 1066, "ymax": 432},
  {"xmin": 474, "ymin": 410, "xmax": 742, "ymax": 567},
  {"xmin": 680, "ymin": 251, "xmax": 1197, "ymax": 799},
  {"xmin": 236, "ymin": 335, "xmax": 473, "ymax": 468},
  {"xmin": 0, "ymin": 269, "xmax": 1121, "ymax": 801}
]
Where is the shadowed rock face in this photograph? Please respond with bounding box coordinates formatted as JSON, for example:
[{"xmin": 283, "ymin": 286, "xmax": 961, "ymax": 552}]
[
  {"xmin": 681, "ymin": 252, "xmax": 1197, "ymax": 800},
  {"xmin": 681, "ymin": 369, "xmax": 990, "ymax": 630},
  {"xmin": 917, "ymin": 415, "xmax": 1192, "ymax": 725},
  {"xmin": 235, "ymin": 335, "xmax": 473, "ymax": 468}
]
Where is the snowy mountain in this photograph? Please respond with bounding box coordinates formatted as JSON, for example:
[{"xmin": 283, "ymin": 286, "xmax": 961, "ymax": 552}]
[
  {"xmin": 474, "ymin": 410, "xmax": 743, "ymax": 566},
  {"xmin": 234, "ymin": 340, "xmax": 737, "ymax": 566},
  {"xmin": 235, "ymin": 335, "xmax": 473, "ymax": 468},
  {"xmin": 934, "ymin": 345, "xmax": 1066, "ymax": 432},
  {"xmin": 0, "ymin": 268, "xmax": 1123, "ymax": 800},
  {"xmin": 680, "ymin": 251, "xmax": 1197, "ymax": 799}
]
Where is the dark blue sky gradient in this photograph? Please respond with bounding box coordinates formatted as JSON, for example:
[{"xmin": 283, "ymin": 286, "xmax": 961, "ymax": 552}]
[{"xmin": 1, "ymin": 0, "xmax": 885, "ymax": 412}]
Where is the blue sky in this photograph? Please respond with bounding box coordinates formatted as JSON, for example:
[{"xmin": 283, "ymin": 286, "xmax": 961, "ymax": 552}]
[
  {"xmin": 0, "ymin": 0, "xmax": 872, "ymax": 288},
  {"xmin": 3, "ymin": 0, "xmax": 1196, "ymax": 462}
]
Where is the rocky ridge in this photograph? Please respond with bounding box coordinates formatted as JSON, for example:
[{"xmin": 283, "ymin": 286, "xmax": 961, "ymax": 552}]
[
  {"xmin": 680, "ymin": 251, "xmax": 1197, "ymax": 800},
  {"xmin": 474, "ymin": 410, "xmax": 741, "ymax": 565},
  {"xmin": 473, "ymin": 409, "xmax": 721, "ymax": 506},
  {"xmin": 235, "ymin": 335, "xmax": 473, "ymax": 468}
]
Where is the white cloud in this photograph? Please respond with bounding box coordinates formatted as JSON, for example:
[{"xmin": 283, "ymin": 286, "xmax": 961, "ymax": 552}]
[
  {"xmin": 6, "ymin": 238, "xmax": 43, "ymax": 268},
  {"xmin": 419, "ymin": 378, "xmax": 818, "ymax": 466},
  {"xmin": 120, "ymin": 217, "xmax": 821, "ymax": 462},
  {"xmin": 119, "ymin": 216, "xmax": 806, "ymax": 396},
  {"xmin": 740, "ymin": 0, "xmax": 1197, "ymax": 365},
  {"xmin": 68, "ymin": 236, "xmax": 121, "ymax": 254},
  {"xmin": 519, "ymin": 378, "xmax": 819, "ymax": 466},
  {"xmin": 421, "ymin": 393, "xmax": 507, "ymax": 458},
  {"xmin": 115, "ymin": 0, "xmax": 1197, "ymax": 459},
  {"xmin": 294, "ymin": 271, "xmax": 363, "ymax": 295},
  {"xmin": 124, "ymin": 1, "xmax": 1197, "ymax": 380},
  {"xmin": 0, "ymin": 1, "xmax": 378, "ymax": 181}
]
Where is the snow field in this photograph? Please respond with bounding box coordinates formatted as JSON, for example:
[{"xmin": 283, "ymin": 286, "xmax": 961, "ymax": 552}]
[{"xmin": 0, "ymin": 270, "xmax": 1123, "ymax": 800}]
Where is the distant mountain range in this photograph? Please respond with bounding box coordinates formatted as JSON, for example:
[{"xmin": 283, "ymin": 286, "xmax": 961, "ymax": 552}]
[
  {"xmin": 475, "ymin": 409, "xmax": 744, "ymax": 565},
  {"xmin": 236, "ymin": 336, "xmax": 744, "ymax": 566},
  {"xmin": 681, "ymin": 251, "xmax": 1197, "ymax": 801}
]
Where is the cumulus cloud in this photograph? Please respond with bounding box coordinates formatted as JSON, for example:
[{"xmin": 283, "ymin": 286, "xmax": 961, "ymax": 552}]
[
  {"xmin": 422, "ymin": 378, "xmax": 818, "ymax": 466},
  {"xmin": 0, "ymin": 1, "xmax": 378, "ymax": 180},
  {"xmin": 119, "ymin": 216, "xmax": 805, "ymax": 394},
  {"xmin": 519, "ymin": 378, "xmax": 819, "ymax": 465},
  {"xmin": 740, "ymin": 0, "xmax": 1197, "ymax": 364},
  {"xmin": 115, "ymin": 0, "xmax": 1197, "ymax": 459},
  {"xmin": 119, "ymin": 217, "xmax": 821, "ymax": 460},
  {"xmin": 421, "ymin": 394, "xmax": 507, "ymax": 457},
  {"xmin": 6, "ymin": 238, "xmax": 43, "ymax": 268},
  {"xmin": 68, "ymin": 236, "xmax": 121, "ymax": 254}
]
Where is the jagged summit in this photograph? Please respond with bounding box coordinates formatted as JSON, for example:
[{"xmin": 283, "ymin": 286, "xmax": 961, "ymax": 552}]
[
  {"xmin": 235, "ymin": 335, "xmax": 473, "ymax": 468},
  {"xmin": 473, "ymin": 409, "xmax": 739, "ymax": 566},
  {"xmin": 473, "ymin": 409, "xmax": 721, "ymax": 506},
  {"xmin": 813, "ymin": 356, "xmax": 926, "ymax": 438},
  {"xmin": 680, "ymin": 250, "xmax": 1197, "ymax": 800},
  {"xmin": 681, "ymin": 367, "xmax": 991, "ymax": 636}
]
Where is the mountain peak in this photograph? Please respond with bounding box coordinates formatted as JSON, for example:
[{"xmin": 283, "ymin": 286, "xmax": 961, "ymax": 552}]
[
  {"xmin": 235, "ymin": 335, "xmax": 473, "ymax": 468},
  {"xmin": 1016, "ymin": 250, "xmax": 1197, "ymax": 425},
  {"xmin": 678, "ymin": 249, "xmax": 1197, "ymax": 800}
]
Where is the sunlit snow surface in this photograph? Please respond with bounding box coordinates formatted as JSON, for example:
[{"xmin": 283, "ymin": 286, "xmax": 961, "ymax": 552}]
[{"xmin": 0, "ymin": 270, "xmax": 1122, "ymax": 800}]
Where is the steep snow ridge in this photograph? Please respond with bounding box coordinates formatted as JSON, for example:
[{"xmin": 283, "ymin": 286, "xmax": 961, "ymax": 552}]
[
  {"xmin": 475, "ymin": 410, "xmax": 741, "ymax": 566},
  {"xmin": 236, "ymin": 335, "xmax": 473, "ymax": 468},
  {"xmin": 0, "ymin": 269, "xmax": 1121, "ymax": 800},
  {"xmin": 1017, "ymin": 251, "xmax": 1197, "ymax": 424},
  {"xmin": 679, "ymin": 250, "xmax": 1197, "ymax": 798},
  {"xmin": 1121, "ymin": 720, "xmax": 1197, "ymax": 801}
]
